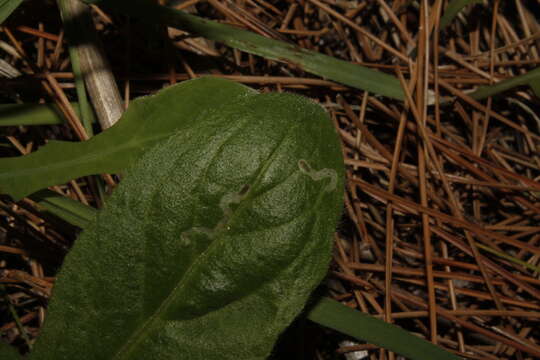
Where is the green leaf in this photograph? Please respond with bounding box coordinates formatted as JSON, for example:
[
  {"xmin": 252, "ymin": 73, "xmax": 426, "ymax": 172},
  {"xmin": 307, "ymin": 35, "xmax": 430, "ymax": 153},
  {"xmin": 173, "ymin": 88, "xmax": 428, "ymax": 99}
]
[
  {"xmin": 439, "ymin": 0, "xmax": 483, "ymax": 30},
  {"xmin": 82, "ymin": 0, "xmax": 404, "ymax": 100},
  {"xmin": 469, "ymin": 66, "xmax": 540, "ymax": 100},
  {"xmin": 475, "ymin": 242, "xmax": 540, "ymax": 273},
  {"xmin": 531, "ymin": 79, "xmax": 540, "ymax": 98},
  {"xmin": 0, "ymin": 77, "xmax": 256, "ymax": 200},
  {"xmin": 307, "ymin": 298, "xmax": 460, "ymax": 360},
  {"xmin": 30, "ymin": 189, "xmax": 97, "ymax": 229},
  {"xmin": 0, "ymin": 103, "xmax": 69, "ymax": 126},
  {"xmin": 30, "ymin": 92, "xmax": 345, "ymax": 359},
  {"xmin": 0, "ymin": 0, "xmax": 23, "ymax": 24}
]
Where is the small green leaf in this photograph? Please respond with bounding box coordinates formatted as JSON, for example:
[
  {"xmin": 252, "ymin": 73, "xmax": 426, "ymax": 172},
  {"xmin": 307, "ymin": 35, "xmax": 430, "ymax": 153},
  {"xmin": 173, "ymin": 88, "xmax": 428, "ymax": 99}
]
[
  {"xmin": 307, "ymin": 298, "xmax": 460, "ymax": 360},
  {"xmin": 0, "ymin": 0, "xmax": 23, "ymax": 24},
  {"xmin": 0, "ymin": 77, "xmax": 256, "ymax": 200},
  {"xmin": 30, "ymin": 92, "xmax": 344, "ymax": 359},
  {"xmin": 439, "ymin": 0, "xmax": 483, "ymax": 30},
  {"xmin": 30, "ymin": 189, "xmax": 97, "ymax": 229}
]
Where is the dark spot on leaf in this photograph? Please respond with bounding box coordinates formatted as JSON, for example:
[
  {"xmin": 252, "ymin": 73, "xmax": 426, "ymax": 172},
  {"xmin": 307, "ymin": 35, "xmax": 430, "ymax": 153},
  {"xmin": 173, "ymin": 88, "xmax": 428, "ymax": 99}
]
[
  {"xmin": 238, "ymin": 184, "xmax": 250, "ymax": 196},
  {"xmin": 298, "ymin": 159, "xmax": 311, "ymax": 173}
]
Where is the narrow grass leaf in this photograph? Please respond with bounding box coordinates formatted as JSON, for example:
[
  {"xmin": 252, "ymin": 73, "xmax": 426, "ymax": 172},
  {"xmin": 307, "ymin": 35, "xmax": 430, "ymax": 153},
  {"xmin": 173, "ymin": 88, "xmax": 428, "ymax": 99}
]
[
  {"xmin": 0, "ymin": 0, "xmax": 22, "ymax": 24},
  {"xmin": 83, "ymin": 0, "xmax": 405, "ymax": 100},
  {"xmin": 30, "ymin": 189, "xmax": 97, "ymax": 229},
  {"xmin": 476, "ymin": 243, "xmax": 540, "ymax": 273},
  {"xmin": 439, "ymin": 0, "xmax": 483, "ymax": 30},
  {"xmin": 469, "ymin": 66, "xmax": 540, "ymax": 100},
  {"xmin": 307, "ymin": 297, "xmax": 460, "ymax": 360},
  {"xmin": 0, "ymin": 103, "xmax": 70, "ymax": 126}
]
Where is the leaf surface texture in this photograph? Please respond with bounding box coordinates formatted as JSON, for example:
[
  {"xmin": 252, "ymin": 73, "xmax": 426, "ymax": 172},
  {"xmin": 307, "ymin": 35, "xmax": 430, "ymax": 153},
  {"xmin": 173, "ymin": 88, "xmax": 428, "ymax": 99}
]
[{"xmin": 31, "ymin": 89, "xmax": 344, "ymax": 359}]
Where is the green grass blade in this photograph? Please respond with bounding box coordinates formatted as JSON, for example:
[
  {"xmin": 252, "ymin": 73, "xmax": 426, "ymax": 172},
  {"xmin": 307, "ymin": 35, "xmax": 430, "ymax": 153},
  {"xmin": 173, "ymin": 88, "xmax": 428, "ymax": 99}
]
[
  {"xmin": 439, "ymin": 0, "xmax": 482, "ymax": 30},
  {"xmin": 469, "ymin": 67, "xmax": 540, "ymax": 100},
  {"xmin": 476, "ymin": 243, "xmax": 540, "ymax": 273},
  {"xmin": 0, "ymin": 103, "xmax": 78, "ymax": 126},
  {"xmin": 30, "ymin": 189, "xmax": 96, "ymax": 228},
  {"xmin": 0, "ymin": 0, "xmax": 23, "ymax": 24},
  {"xmin": 84, "ymin": 0, "xmax": 404, "ymax": 100},
  {"xmin": 307, "ymin": 297, "xmax": 460, "ymax": 360}
]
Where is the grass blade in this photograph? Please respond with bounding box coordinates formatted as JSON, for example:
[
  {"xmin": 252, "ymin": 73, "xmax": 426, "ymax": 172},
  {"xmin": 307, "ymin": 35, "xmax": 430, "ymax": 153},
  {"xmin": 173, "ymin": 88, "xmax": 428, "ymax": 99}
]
[
  {"xmin": 30, "ymin": 189, "xmax": 96, "ymax": 228},
  {"xmin": 307, "ymin": 297, "xmax": 460, "ymax": 360},
  {"xmin": 0, "ymin": 0, "xmax": 22, "ymax": 24},
  {"xmin": 0, "ymin": 103, "xmax": 76, "ymax": 126},
  {"xmin": 475, "ymin": 242, "xmax": 540, "ymax": 273},
  {"xmin": 439, "ymin": 0, "xmax": 482, "ymax": 30},
  {"xmin": 469, "ymin": 66, "xmax": 540, "ymax": 100},
  {"xmin": 84, "ymin": 0, "xmax": 405, "ymax": 100}
]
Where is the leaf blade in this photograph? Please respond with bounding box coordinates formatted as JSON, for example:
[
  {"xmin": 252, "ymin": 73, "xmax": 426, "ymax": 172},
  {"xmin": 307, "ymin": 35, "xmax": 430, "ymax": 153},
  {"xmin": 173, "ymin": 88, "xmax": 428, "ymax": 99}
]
[
  {"xmin": 0, "ymin": 103, "xmax": 68, "ymax": 126},
  {"xmin": 307, "ymin": 298, "xmax": 460, "ymax": 360},
  {"xmin": 469, "ymin": 66, "xmax": 540, "ymax": 100},
  {"xmin": 84, "ymin": 0, "xmax": 405, "ymax": 100},
  {"xmin": 31, "ymin": 91, "xmax": 344, "ymax": 360},
  {"xmin": 439, "ymin": 0, "xmax": 482, "ymax": 30},
  {"xmin": 30, "ymin": 189, "xmax": 97, "ymax": 229},
  {"xmin": 0, "ymin": 77, "xmax": 256, "ymax": 200},
  {"xmin": 0, "ymin": 0, "xmax": 22, "ymax": 24}
]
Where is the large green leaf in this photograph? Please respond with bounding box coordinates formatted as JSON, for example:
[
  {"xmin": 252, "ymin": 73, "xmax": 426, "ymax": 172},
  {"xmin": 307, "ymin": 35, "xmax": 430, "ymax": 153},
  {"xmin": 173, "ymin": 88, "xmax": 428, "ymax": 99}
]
[
  {"xmin": 82, "ymin": 0, "xmax": 404, "ymax": 100},
  {"xmin": 0, "ymin": 0, "xmax": 23, "ymax": 24},
  {"xmin": 0, "ymin": 77, "xmax": 256, "ymax": 200},
  {"xmin": 30, "ymin": 92, "xmax": 344, "ymax": 359}
]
